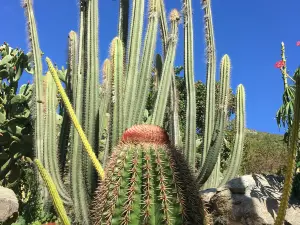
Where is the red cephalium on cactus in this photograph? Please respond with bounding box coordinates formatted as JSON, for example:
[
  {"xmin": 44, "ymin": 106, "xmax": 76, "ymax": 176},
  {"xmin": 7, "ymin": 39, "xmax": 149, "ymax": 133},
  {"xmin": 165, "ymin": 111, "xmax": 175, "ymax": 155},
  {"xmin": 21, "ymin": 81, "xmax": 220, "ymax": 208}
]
[{"xmin": 91, "ymin": 124, "xmax": 205, "ymax": 225}]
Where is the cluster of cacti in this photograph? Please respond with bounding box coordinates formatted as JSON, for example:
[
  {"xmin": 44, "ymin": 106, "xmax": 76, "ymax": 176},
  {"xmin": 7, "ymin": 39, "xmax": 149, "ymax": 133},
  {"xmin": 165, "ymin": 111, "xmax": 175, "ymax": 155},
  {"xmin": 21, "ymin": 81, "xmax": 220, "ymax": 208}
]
[{"xmin": 1, "ymin": 0, "xmax": 249, "ymax": 224}]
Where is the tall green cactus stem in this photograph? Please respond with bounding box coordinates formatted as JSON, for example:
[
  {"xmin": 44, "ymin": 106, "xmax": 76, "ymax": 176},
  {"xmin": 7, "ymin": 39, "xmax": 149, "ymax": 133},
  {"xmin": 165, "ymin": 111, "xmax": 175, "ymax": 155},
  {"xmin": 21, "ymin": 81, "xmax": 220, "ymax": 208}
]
[
  {"xmin": 275, "ymin": 71, "xmax": 300, "ymax": 225},
  {"xmin": 196, "ymin": 54, "xmax": 231, "ymax": 188},
  {"xmin": 201, "ymin": 0, "xmax": 217, "ymax": 168},
  {"xmin": 169, "ymin": 73, "xmax": 182, "ymax": 146},
  {"xmin": 98, "ymin": 59, "xmax": 112, "ymax": 154},
  {"xmin": 92, "ymin": 124, "xmax": 204, "ymax": 225},
  {"xmin": 44, "ymin": 71, "xmax": 71, "ymax": 205},
  {"xmin": 47, "ymin": 54, "xmax": 103, "ymax": 224},
  {"xmin": 151, "ymin": 9, "xmax": 180, "ymax": 126},
  {"xmin": 110, "ymin": 37, "xmax": 124, "ymax": 147},
  {"xmin": 68, "ymin": 19, "xmax": 90, "ymax": 223},
  {"xmin": 219, "ymin": 84, "xmax": 246, "ymax": 186},
  {"xmin": 22, "ymin": 0, "xmax": 44, "ymax": 169},
  {"xmin": 22, "ymin": 0, "xmax": 47, "ymax": 204},
  {"xmin": 157, "ymin": 2, "xmax": 182, "ymax": 146},
  {"xmin": 135, "ymin": 0, "xmax": 159, "ymax": 124},
  {"xmin": 118, "ymin": 0, "xmax": 129, "ymax": 53},
  {"xmin": 81, "ymin": 0, "xmax": 100, "ymax": 197},
  {"xmin": 182, "ymin": 0, "xmax": 196, "ymax": 169},
  {"xmin": 59, "ymin": 31, "xmax": 77, "ymax": 175},
  {"xmin": 123, "ymin": 0, "xmax": 145, "ymax": 129},
  {"xmin": 45, "ymin": 57, "xmax": 105, "ymax": 180},
  {"xmin": 33, "ymin": 159, "xmax": 71, "ymax": 225}
]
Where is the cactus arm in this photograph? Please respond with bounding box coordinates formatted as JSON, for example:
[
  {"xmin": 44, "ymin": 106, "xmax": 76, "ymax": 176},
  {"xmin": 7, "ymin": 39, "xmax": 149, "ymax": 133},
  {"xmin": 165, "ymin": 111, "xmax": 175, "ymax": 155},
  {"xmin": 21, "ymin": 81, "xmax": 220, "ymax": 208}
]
[
  {"xmin": 33, "ymin": 159, "xmax": 71, "ymax": 225},
  {"xmin": 118, "ymin": 0, "xmax": 129, "ymax": 52},
  {"xmin": 68, "ymin": 11, "xmax": 90, "ymax": 222},
  {"xmin": 135, "ymin": 0, "xmax": 159, "ymax": 124},
  {"xmin": 182, "ymin": 0, "xmax": 197, "ymax": 169},
  {"xmin": 22, "ymin": 0, "xmax": 44, "ymax": 166},
  {"xmin": 275, "ymin": 70, "xmax": 300, "ymax": 225},
  {"xmin": 82, "ymin": 0, "xmax": 100, "ymax": 196},
  {"xmin": 44, "ymin": 71, "xmax": 71, "ymax": 204},
  {"xmin": 219, "ymin": 84, "xmax": 246, "ymax": 186},
  {"xmin": 170, "ymin": 73, "xmax": 182, "ymax": 146},
  {"xmin": 201, "ymin": 0, "xmax": 217, "ymax": 167},
  {"xmin": 151, "ymin": 9, "xmax": 180, "ymax": 126},
  {"xmin": 110, "ymin": 37, "xmax": 124, "ymax": 147},
  {"xmin": 98, "ymin": 59, "xmax": 112, "ymax": 148},
  {"xmin": 196, "ymin": 54, "xmax": 231, "ymax": 188},
  {"xmin": 58, "ymin": 31, "xmax": 77, "ymax": 175},
  {"xmin": 157, "ymin": 4, "xmax": 182, "ymax": 146},
  {"xmin": 123, "ymin": 0, "xmax": 145, "ymax": 129},
  {"xmin": 45, "ymin": 57, "xmax": 105, "ymax": 181}
]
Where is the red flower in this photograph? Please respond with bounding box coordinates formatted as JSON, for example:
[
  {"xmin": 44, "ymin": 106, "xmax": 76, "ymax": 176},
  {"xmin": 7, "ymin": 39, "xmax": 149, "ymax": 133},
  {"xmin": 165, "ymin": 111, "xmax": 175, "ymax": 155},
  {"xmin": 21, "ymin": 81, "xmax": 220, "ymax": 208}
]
[
  {"xmin": 297, "ymin": 41, "xmax": 300, "ymax": 46},
  {"xmin": 275, "ymin": 60, "xmax": 285, "ymax": 68}
]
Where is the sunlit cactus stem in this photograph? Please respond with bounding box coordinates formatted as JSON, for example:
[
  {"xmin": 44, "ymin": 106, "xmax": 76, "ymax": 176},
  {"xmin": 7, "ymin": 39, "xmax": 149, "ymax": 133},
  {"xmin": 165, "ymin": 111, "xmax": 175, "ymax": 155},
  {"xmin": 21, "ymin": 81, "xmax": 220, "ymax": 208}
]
[
  {"xmin": 219, "ymin": 84, "xmax": 246, "ymax": 186},
  {"xmin": 183, "ymin": 0, "xmax": 197, "ymax": 169},
  {"xmin": 151, "ymin": 9, "xmax": 180, "ymax": 126},
  {"xmin": 123, "ymin": 0, "xmax": 145, "ymax": 129},
  {"xmin": 196, "ymin": 54, "xmax": 231, "ymax": 188},
  {"xmin": 22, "ymin": 0, "xmax": 48, "ymax": 206},
  {"xmin": 135, "ymin": 0, "xmax": 159, "ymax": 124},
  {"xmin": 201, "ymin": 0, "xmax": 217, "ymax": 168},
  {"xmin": 109, "ymin": 37, "xmax": 124, "ymax": 147}
]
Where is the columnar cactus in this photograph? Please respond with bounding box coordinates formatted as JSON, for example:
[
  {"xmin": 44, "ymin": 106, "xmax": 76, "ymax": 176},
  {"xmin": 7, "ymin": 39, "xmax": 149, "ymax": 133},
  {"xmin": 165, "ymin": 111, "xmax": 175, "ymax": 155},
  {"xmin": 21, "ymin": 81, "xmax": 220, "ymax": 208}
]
[
  {"xmin": 92, "ymin": 124, "xmax": 204, "ymax": 225},
  {"xmin": 1, "ymin": 0, "xmax": 249, "ymax": 223}
]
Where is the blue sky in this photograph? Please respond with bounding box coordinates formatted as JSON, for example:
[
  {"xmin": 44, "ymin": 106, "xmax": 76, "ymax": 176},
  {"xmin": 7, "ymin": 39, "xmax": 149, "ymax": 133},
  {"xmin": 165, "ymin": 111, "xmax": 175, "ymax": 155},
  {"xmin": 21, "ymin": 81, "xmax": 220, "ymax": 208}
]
[{"xmin": 1, "ymin": 0, "xmax": 300, "ymax": 134}]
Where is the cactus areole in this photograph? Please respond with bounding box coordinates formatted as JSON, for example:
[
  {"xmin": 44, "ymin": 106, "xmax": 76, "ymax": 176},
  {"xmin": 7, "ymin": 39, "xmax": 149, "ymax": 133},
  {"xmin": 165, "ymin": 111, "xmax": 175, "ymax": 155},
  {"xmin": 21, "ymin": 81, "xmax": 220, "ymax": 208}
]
[{"xmin": 92, "ymin": 124, "xmax": 204, "ymax": 225}]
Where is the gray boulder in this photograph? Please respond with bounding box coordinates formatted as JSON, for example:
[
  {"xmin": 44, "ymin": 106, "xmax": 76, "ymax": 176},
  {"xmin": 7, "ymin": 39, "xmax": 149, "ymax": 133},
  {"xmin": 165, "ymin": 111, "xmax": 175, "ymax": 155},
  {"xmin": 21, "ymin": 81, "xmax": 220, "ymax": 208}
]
[
  {"xmin": 0, "ymin": 186, "xmax": 19, "ymax": 222},
  {"xmin": 200, "ymin": 174, "xmax": 300, "ymax": 225}
]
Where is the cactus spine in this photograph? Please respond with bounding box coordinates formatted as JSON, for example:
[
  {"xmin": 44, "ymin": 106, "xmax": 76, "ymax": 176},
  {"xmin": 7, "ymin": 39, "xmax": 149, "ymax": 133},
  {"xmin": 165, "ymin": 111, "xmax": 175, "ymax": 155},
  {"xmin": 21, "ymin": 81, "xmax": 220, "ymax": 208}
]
[{"xmin": 92, "ymin": 125, "xmax": 204, "ymax": 225}]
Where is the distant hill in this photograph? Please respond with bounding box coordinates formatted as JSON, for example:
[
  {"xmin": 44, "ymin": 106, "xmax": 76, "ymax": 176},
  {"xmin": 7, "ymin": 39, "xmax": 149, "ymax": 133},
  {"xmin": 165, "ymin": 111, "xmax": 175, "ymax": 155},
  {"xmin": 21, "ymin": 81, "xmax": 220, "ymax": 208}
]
[{"xmin": 239, "ymin": 129, "xmax": 288, "ymax": 175}]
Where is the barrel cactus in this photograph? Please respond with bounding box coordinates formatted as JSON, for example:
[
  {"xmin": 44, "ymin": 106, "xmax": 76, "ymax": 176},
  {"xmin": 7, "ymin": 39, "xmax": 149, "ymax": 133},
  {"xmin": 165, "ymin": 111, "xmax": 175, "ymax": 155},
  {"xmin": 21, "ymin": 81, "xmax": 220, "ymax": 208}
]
[{"xmin": 92, "ymin": 124, "xmax": 204, "ymax": 225}]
